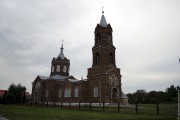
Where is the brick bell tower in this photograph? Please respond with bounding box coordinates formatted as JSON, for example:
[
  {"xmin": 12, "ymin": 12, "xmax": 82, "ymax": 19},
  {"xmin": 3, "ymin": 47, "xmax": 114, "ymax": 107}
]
[{"xmin": 87, "ymin": 9, "xmax": 122, "ymax": 103}]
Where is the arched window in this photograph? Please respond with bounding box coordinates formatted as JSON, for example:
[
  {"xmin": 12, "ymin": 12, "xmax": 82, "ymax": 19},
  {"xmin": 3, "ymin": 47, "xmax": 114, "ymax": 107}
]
[
  {"xmin": 45, "ymin": 83, "xmax": 48, "ymax": 98},
  {"xmin": 109, "ymin": 53, "xmax": 113, "ymax": 64},
  {"xmin": 65, "ymin": 88, "xmax": 71, "ymax": 97},
  {"xmin": 112, "ymin": 75, "xmax": 115, "ymax": 86},
  {"xmin": 93, "ymin": 87, "xmax": 98, "ymax": 97},
  {"xmin": 109, "ymin": 76, "xmax": 112, "ymax": 85},
  {"xmin": 52, "ymin": 66, "xmax": 54, "ymax": 72},
  {"xmin": 115, "ymin": 77, "xmax": 118, "ymax": 86},
  {"xmin": 74, "ymin": 87, "xmax": 79, "ymax": 97},
  {"xmin": 63, "ymin": 66, "xmax": 66, "ymax": 72},
  {"xmin": 95, "ymin": 53, "xmax": 100, "ymax": 64},
  {"xmin": 58, "ymin": 89, "xmax": 62, "ymax": 98},
  {"xmin": 108, "ymin": 35, "xmax": 112, "ymax": 44},
  {"xmin": 34, "ymin": 90, "xmax": 38, "ymax": 101},
  {"xmin": 45, "ymin": 90, "xmax": 48, "ymax": 98},
  {"xmin": 35, "ymin": 81, "xmax": 40, "ymax": 89},
  {"xmin": 96, "ymin": 34, "xmax": 100, "ymax": 44},
  {"xmin": 57, "ymin": 65, "xmax": 60, "ymax": 72}
]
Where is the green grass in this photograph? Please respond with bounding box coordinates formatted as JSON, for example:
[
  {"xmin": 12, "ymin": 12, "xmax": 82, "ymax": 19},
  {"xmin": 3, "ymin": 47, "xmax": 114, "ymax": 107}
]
[
  {"xmin": 0, "ymin": 104, "xmax": 177, "ymax": 120},
  {"xmin": 137, "ymin": 104, "xmax": 177, "ymax": 116}
]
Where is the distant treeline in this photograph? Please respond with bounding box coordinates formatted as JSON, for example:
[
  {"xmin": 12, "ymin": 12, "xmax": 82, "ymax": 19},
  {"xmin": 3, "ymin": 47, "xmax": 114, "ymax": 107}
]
[
  {"xmin": 0, "ymin": 83, "xmax": 26, "ymax": 104},
  {"xmin": 127, "ymin": 85, "xmax": 179, "ymax": 104}
]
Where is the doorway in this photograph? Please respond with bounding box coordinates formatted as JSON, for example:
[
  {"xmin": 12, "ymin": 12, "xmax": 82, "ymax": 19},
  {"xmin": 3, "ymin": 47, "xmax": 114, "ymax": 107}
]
[{"xmin": 112, "ymin": 88, "xmax": 118, "ymax": 103}]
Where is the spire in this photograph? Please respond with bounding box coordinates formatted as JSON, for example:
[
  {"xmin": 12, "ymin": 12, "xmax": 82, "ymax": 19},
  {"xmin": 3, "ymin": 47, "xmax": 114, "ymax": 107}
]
[
  {"xmin": 57, "ymin": 39, "xmax": 65, "ymax": 60},
  {"xmin": 100, "ymin": 6, "xmax": 107, "ymax": 27}
]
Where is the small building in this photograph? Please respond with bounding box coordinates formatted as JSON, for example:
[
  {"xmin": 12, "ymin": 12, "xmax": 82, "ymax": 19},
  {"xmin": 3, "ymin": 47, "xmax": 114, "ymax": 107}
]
[
  {"xmin": 25, "ymin": 92, "xmax": 31, "ymax": 101},
  {"xmin": 0, "ymin": 90, "xmax": 7, "ymax": 97},
  {"xmin": 121, "ymin": 92, "xmax": 128, "ymax": 104}
]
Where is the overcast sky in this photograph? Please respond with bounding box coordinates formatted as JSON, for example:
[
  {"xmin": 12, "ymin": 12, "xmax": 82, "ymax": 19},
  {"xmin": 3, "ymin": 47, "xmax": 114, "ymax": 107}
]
[{"xmin": 0, "ymin": 0, "xmax": 180, "ymax": 94}]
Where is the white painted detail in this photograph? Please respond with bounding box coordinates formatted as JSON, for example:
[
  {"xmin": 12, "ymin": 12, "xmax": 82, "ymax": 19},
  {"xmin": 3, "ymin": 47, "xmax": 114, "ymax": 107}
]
[{"xmin": 93, "ymin": 87, "xmax": 98, "ymax": 97}]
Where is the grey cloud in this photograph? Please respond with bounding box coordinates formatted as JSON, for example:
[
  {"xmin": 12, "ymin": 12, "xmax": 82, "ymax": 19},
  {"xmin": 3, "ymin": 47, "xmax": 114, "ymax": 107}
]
[{"xmin": 0, "ymin": 0, "xmax": 180, "ymax": 93}]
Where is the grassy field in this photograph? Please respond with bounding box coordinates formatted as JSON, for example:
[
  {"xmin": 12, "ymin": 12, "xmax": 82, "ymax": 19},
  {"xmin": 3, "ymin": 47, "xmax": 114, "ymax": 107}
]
[{"xmin": 0, "ymin": 104, "xmax": 177, "ymax": 120}]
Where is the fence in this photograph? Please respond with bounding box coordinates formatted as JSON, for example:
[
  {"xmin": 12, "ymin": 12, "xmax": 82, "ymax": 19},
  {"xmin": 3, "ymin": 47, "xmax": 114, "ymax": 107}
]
[{"xmin": 25, "ymin": 101, "xmax": 177, "ymax": 116}]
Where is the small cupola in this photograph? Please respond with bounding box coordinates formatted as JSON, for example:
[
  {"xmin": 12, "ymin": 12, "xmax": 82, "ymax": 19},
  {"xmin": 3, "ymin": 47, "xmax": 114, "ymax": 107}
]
[{"xmin": 50, "ymin": 42, "xmax": 70, "ymax": 76}]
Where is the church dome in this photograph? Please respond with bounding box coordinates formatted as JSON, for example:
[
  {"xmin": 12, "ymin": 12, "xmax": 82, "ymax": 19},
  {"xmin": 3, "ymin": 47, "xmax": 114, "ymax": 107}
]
[{"xmin": 57, "ymin": 44, "xmax": 67, "ymax": 60}]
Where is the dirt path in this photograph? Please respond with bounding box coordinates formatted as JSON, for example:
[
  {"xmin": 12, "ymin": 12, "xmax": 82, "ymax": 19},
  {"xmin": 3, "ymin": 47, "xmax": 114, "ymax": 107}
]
[{"xmin": 0, "ymin": 115, "xmax": 8, "ymax": 120}]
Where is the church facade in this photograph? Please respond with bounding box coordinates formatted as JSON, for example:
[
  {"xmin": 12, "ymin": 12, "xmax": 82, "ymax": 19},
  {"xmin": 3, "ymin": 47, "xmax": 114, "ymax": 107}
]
[{"xmin": 31, "ymin": 11, "xmax": 122, "ymax": 103}]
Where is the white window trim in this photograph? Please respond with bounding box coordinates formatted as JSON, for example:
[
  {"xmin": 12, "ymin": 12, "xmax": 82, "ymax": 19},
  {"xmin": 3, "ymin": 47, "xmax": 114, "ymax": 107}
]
[
  {"xmin": 57, "ymin": 65, "xmax": 60, "ymax": 72},
  {"xmin": 63, "ymin": 66, "xmax": 66, "ymax": 72},
  {"xmin": 74, "ymin": 87, "xmax": 79, "ymax": 97},
  {"xmin": 58, "ymin": 89, "xmax": 62, "ymax": 98},
  {"xmin": 65, "ymin": 88, "xmax": 71, "ymax": 97},
  {"xmin": 35, "ymin": 81, "xmax": 40, "ymax": 89},
  {"xmin": 93, "ymin": 87, "xmax": 98, "ymax": 97}
]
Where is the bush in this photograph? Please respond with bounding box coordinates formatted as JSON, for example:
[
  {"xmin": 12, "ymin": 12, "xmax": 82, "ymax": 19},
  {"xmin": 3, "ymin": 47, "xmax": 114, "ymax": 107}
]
[{"xmin": 5, "ymin": 93, "xmax": 15, "ymax": 104}]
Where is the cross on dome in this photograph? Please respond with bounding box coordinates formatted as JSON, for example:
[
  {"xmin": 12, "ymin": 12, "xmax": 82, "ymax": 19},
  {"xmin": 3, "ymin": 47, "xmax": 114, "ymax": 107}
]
[
  {"xmin": 57, "ymin": 39, "xmax": 65, "ymax": 60},
  {"xmin": 102, "ymin": 6, "xmax": 104, "ymax": 14},
  {"xmin": 61, "ymin": 39, "xmax": 64, "ymax": 49},
  {"xmin": 61, "ymin": 39, "xmax": 64, "ymax": 45}
]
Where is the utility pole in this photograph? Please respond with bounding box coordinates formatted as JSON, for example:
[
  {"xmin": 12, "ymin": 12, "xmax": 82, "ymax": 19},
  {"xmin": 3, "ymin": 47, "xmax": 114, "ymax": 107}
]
[
  {"xmin": 177, "ymin": 90, "xmax": 180, "ymax": 120},
  {"xmin": 177, "ymin": 57, "xmax": 180, "ymax": 120}
]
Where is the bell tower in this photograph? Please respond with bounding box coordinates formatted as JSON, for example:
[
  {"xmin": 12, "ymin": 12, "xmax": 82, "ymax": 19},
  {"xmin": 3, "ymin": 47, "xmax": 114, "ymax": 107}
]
[
  {"xmin": 92, "ymin": 10, "xmax": 116, "ymax": 67},
  {"xmin": 87, "ymin": 9, "xmax": 122, "ymax": 103}
]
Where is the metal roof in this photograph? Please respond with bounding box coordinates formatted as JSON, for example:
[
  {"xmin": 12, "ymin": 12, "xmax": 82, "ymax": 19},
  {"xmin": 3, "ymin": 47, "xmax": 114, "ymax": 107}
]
[
  {"xmin": 68, "ymin": 79, "xmax": 87, "ymax": 83},
  {"xmin": 38, "ymin": 75, "xmax": 68, "ymax": 81},
  {"xmin": 100, "ymin": 14, "xmax": 107, "ymax": 27},
  {"xmin": 49, "ymin": 74, "xmax": 69, "ymax": 80},
  {"xmin": 121, "ymin": 92, "xmax": 128, "ymax": 99},
  {"xmin": 37, "ymin": 74, "xmax": 87, "ymax": 83},
  {"xmin": 38, "ymin": 75, "xmax": 49, "ymax": 80},
  {"xmin": 57, "ymin": 44, "xmax": 65, "ymax": 60}
]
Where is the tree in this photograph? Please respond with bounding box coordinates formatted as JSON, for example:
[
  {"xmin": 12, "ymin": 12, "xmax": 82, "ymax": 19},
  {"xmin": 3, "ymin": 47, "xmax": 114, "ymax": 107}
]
[
  {"xmin": 135, "ymin": 89, "xmax": 146, "ymax": 103},
  {"xmin": 127, "ymin": 89, "xmax": 147, "ymax": 103},
  {"xmin": 8, "ymin": 83, "xmax": 26, "ymax": 104},
  {"xmin": 166, "ymin": 85, "xmax": 177, "ymax": 97},
  {"xmin": 127, "ymin": 85, "xmax": 179, "ymax": 104},
  {"xmin": 147, "ymin": 91, "xmax": 158, "ymax": 103},
  {"xmin": 5, "ymin": 93, "xmax": 15, "ymax": 104},
  {"xmin": 0, "ymin": 96, "xmax": 2, "ymax": 103},
  {"xmin": 166, "ymin": 85, "xmax": 178, "ymax": 101},
  {"xmin": 2, "ymin": 90, "xmax": 7, "ymax": 104},
  {"xmin": 21, "ymin": 91, "xmax": 26, "ymax": 104},
  {"xmin": 126, "ymin": 93, "xmax": 134, "ymax": 103}
]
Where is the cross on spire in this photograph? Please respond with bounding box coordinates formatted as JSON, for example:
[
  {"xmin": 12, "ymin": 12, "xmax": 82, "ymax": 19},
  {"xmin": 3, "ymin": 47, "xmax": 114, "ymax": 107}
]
[
  {"xmin": 102, "ymin": 6, "xmax": 104, "ymax": 14},
  {"xmin": 61, "ymin": 39, "xmax": 64, "ymax": 45},
  {"xmin": 61, "ymin": 39, "xmax": 64, "ymax": 49},
  {"xmin": 57, "ymin": 38, "xmax": 65, "ymax": 60}
]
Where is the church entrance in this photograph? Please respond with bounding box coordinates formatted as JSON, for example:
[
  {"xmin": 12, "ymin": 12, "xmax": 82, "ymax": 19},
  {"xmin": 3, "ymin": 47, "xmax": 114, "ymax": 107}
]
[{"xmin": 112, "ymin": 88, "xmax": 118, "ymax": 103}]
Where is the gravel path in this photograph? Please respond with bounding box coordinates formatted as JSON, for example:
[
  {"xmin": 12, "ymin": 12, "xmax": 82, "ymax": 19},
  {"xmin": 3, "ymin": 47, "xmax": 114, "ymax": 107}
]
[{"xmin": 0, "ymin": 115, "xmax": 8, "ymax": 120}]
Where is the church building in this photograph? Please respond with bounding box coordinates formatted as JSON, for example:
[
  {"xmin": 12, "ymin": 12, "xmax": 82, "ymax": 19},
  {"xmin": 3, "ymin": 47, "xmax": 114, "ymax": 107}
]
[{"xmin": 31, "ymin": 10, "xmax": 123, "ymax": 103}]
